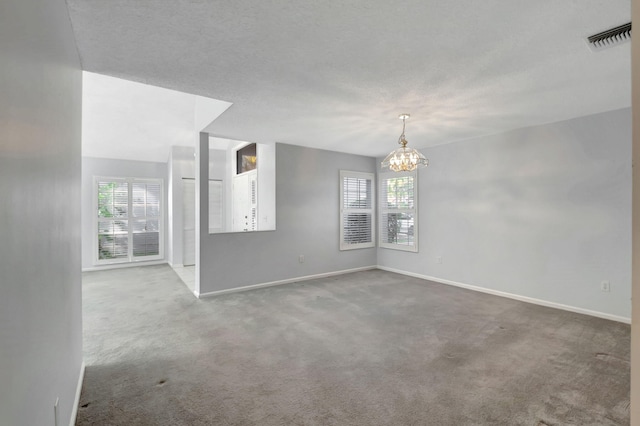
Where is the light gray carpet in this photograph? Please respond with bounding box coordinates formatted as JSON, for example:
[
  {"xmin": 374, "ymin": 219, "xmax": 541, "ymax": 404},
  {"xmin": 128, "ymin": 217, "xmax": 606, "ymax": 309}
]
[{"xmin": 77, "ymin": 265, "xmax": 630, "ymax": 425}]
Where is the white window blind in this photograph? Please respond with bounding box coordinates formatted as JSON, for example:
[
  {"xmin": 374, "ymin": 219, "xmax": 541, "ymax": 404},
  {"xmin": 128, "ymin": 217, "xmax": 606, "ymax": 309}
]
[
  {"xmin": 96, "ymin": 177, "xmax": 163, "ymax": 264},
  {"xmin": 379, "ymin": 171, "xmax": 418, "ymax": 252},
  {"xmin": 97, "ymin": 179, "xmax": 129, "ymax": 261},
  {"xmin": 131, "ymin": 181, "xmax": 161, "ymax": 258},
  {"xmin": 340, "ymin": 171, "xmax": 375, "ymax": 250}
]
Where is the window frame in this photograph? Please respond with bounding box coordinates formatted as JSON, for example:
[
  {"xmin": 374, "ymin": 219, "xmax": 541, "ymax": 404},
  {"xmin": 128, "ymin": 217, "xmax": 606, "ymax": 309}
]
[
  {"xmin": 94, "ymin": 176, "xmax": 164, "ymax": 265},
  {"xmin": 378, "ymin": 170, "xmax": 419, "ymax": 252},
  {"xmin": 339, "ymin": 170, "xmax": 375, "ymax": 251}
]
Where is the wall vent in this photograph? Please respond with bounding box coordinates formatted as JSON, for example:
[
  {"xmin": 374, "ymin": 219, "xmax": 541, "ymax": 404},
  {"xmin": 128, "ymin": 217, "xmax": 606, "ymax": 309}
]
[{"xmin": 586, "ymin": 22, "xmax": 631, "ymax": 52}]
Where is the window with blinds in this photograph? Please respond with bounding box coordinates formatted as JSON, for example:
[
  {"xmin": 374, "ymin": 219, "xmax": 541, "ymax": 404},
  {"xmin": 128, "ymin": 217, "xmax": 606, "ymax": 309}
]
[
  {"xmin": 96, "ymin": 177, "xmax": 163, "ymax": 264},
  {"xmin": 379, "ymin": 171, "xmax": 418, "ymax": 252},
  {"xmin": 339, "ymin": 171, "xmax": 375, "ymax": 250}
]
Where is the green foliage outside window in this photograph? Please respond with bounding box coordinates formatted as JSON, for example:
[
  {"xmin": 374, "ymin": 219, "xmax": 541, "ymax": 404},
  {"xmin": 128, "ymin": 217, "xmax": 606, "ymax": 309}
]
[
  {"xmin": 385, "ymin": 176, "xmax": 414, "ymax": 209},
  {"xmin": 97, "ymin": 182, "xmax": 128, "ymax": 259},
  {"xmin": 384, "ymin": 176, "xmax": 415, "ymax": 245},
  {"xmin": 98, "ymin": 182, "xmax": 117, "ymax": 217}
]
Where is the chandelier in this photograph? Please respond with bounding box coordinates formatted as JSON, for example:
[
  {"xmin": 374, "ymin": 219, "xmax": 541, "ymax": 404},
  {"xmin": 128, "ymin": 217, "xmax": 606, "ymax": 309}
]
[{"xmin": 381, "ymin": 114, "xmax": 429, "ymax": 172}]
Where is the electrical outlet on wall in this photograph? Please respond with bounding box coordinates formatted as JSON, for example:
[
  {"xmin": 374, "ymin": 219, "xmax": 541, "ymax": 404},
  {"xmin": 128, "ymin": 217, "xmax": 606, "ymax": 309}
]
[
  {"xmin": 298, "ymin": 255, "xmax": 305, "ymax": 264},
  {"xmin": 436, "ymin": 256, "xmax": 442, "ymax": 264},
  {"xmin": 600, "ymin": 281, "xmax": 611, "ymax": 292}
]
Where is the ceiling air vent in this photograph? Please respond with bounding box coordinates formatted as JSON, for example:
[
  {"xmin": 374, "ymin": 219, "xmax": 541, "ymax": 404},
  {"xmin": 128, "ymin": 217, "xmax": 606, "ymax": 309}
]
[{"xmin": 586, "ymin": 22, "xmax": 631, "ymax": 52}]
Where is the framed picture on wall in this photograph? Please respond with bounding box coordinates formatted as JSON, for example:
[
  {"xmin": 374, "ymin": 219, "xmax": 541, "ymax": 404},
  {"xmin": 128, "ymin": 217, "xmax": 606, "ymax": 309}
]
[{"xmin": 236, "ymin": 143, "xmax": 257, "ymax": 174}]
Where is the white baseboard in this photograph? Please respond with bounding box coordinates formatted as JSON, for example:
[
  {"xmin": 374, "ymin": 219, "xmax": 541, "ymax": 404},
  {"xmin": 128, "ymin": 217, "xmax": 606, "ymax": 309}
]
[
  {"xmin": 82, "ymin": 260, "xmax": 168, "ymax": 272},
  {"xmin": 198, "ymin": 266, "xmax": 377, "ymax": 298},
  {"xmin": 69, "ymin": 361, "xmax": 85, "ymax": 426},
  {"xmin": 377, "ymin": 266, "xmax": 631, "ymax": 324}
]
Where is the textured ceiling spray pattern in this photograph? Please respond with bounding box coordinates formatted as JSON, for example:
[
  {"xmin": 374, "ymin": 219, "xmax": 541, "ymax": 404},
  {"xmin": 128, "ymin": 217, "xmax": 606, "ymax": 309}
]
[{"xmin": 67, "ymin": 0, "xmax": 631, "ymax": 157}]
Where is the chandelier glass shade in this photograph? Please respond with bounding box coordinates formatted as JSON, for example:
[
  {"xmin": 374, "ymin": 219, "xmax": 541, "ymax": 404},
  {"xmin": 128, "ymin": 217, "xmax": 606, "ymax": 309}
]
[{"xmin": 381, "ymin": 114, "xmax": 429, "ymax": 172}]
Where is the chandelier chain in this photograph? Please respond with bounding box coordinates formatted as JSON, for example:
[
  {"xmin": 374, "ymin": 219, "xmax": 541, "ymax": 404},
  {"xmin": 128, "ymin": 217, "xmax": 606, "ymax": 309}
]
[{"xmin": 398, "ymin": 116, "xmax": 408, "ymax": 147}]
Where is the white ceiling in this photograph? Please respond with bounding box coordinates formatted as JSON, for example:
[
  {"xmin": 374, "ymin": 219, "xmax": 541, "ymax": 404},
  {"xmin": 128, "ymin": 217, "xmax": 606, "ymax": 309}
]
[
  {"xmin": 68, "ymin": 0, "xmax": 631, "ymax": 158},
  {"xmin": 82, "ymin": 72, "xmax": 231, "ymax": 162}
]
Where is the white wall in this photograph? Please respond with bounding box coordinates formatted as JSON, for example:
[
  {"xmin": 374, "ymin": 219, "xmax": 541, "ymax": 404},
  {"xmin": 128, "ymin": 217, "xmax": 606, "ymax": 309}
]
[
  {"xmin": 168, "ymin": 150, "xmax": 176, "ymax": 264},
  {"xmin": 197, "ymin": 142, "xmax": 378, "ymax": 294},
  {"xmin": 214, "ymin": 140, "xmax": 276, "ymax": 233},
  {"xmin": 81, "ymin": 157, "xmax": 168, "ymax": 270},
  {"xmin": 224, "ymin": 142, "xmax": 277, "ymax": 232},
  {"xmin": 167, "ymin": 147, "xmax": 227, "ymax": 265},
  {"xmin": 0, "ymin": 0, "xmax": 83, "ymax": 424},
  {"xmin": 257, "ymin": 143, "xmax": 277, "ymax": 231},
  {"xmin": 379, "ymin": 108, "xmax": 632, "ymax": 320},
  {"xmin": 168, "ymin": 146, "xmax": 196, "ymax": 266},
  {"xmin": 209, "ymin": 148, "xmax": 226, "ymax": 180}
]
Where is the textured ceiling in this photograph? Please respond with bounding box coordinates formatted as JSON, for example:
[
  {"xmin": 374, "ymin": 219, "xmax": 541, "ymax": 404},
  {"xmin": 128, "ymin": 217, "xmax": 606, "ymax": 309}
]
[{"xmin": 67, "ymin": 0, "xmax": 631, "ymax": 157}]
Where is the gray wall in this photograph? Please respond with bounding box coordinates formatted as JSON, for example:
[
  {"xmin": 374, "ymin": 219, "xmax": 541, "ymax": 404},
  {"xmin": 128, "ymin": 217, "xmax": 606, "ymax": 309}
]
[
  {"xmin": 0, "ymin": 0, "xmax": 83, "ymax": 425},
  {"xmin": 198, "ymin": 143, "xmax": 377, "ymax": 294},
  {"xmin": 81, "ymin": 157, "xmax": 168, "ymax": 269},
  {"xmin": 379, "ymin": 108, "xmax": 632, "ymax": 319},
  {"xmin": 631, "ymin": 0, "xmax": 639, "ymax": 419}
]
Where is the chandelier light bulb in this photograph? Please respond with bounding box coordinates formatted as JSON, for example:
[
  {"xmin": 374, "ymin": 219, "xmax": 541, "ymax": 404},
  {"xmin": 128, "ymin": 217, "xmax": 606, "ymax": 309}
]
[{"xmin": 381, "ymin": 114, "xmax": 429, "ymax": 172}]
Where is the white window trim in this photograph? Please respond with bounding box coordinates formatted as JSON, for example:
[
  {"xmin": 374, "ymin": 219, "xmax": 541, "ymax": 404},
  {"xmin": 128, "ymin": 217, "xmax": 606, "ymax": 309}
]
[
  {"xmin": 339, "ymin": 170, "xmax": 375, "ymax": 251},
  {"xmin": 378, "ymin": 170, "xmax": 419, "ymax": 252},
  {"xmin": 93, "ymin": 176, "xmax": 164, "ymax": 265}
]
